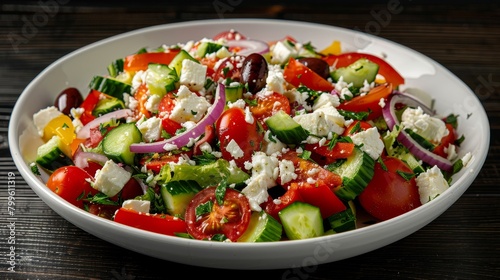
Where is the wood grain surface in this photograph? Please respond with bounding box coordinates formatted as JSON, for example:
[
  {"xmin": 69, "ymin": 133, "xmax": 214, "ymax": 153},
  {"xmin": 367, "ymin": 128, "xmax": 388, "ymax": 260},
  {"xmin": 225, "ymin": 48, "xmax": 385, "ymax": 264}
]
[{"xmin": 1, "ymin": 1, "xmax": 499, "ymax": 279}]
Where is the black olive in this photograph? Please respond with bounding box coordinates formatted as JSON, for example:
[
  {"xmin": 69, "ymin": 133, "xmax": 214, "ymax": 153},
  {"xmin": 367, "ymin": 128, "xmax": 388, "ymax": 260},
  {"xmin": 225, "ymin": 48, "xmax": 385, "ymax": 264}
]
[
  {"xmin": 54, "ymin": 87, "xmax": 83, "ymax": 115},
  {"xmin": 296, "ymin": 57, "xmax": 330, "ymax": 80},
  {"xmin": 241, "ymin": 53, "xmax": 268, "ymax": 93}
]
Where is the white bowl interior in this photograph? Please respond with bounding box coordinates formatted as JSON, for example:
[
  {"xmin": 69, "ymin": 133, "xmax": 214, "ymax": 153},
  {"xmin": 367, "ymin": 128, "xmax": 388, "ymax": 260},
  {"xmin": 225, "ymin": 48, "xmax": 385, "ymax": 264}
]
[{"xmin": 9, "ymin": 19, "xmax": 489, "ymax": 270}]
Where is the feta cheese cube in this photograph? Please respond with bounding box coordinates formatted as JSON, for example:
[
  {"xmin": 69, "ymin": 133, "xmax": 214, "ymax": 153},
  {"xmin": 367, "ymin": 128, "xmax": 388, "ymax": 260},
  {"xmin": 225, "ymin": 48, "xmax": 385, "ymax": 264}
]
[
  {"xmin": 122, "ymin": 199, "xmax": 151, "ymax": 213},
  {"xmin": 169, "ymin": 85, "xmax": 210, "ymax": 123},
  {"xmin": 312, "ymin": 93, "xmax": 340, "ymax": 110},
  {"xmin": 137, "ymin": 116, "xmax": 162, "ymax": 142},
  {"xmin": 293, "ymin": 107, "xmax": 345, "ymax": 137},
  {"xmin": 350, "ymin": 127, "xmax": 385, "ymax": 160},
  {"xmin": 270, "ymin": 41, "xmax": 297, "ymax": 65},
  {"xmin": 401, "ymin": 107, "xmax": 449, "ymax": 143},
  {"xmin": 93, "ymin": 160, "xmax": 132, "ymax": 197},
  {"xmin": 33, "ymin": 106, "xmax": 63, "ymax": 137},
  {"xmin": 180, "ymin": 59, "xmax": 207, "ymax": 91},
  {"xmin": 416, "ymin": 165, "xmax": 449, "ymax": 204}
]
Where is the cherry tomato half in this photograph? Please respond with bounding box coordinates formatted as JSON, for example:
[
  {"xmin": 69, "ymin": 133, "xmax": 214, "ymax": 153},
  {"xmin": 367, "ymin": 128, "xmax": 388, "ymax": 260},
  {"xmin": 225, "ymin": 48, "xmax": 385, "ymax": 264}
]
[
  {"xmin": 358, "ymin": 157, "xmax": 422, "ymax": 221},
  {"xmin": 46, "ymin": 166, "xmax": 98, "ymax": 208},
  {"xmin": 249, "ymin": 92, "xmax": 291, "ymax": 129},
  {"xmin": 185, "ymin": 187, "xmax": 252, "ymax": 241},
  {"xmin": 215, "ymin": 107, "xmax": 263, "ymax": 170}
]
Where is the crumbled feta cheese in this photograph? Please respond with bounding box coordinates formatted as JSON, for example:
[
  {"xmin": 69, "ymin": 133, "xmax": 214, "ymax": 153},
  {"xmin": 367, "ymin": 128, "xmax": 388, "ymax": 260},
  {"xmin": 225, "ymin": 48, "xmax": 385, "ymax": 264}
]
[
  {"xmin": 293, "ymin": 106, "xmax": 345, "ymax": 137},
  {"xmin": 145, "ymin": 94, "xmax": 161, "ymax": 113},
  {"xmin": 401, "ymin": 107, "xmax": 449, "ymax": 143},
  {"xmin": 416, "ymin": 165, "xmax": 449, "ymax": 204},
  {"xmin": 279, "ymin": 159, "xmax": 297, "ymax": 185},
  {"xmin": 241, "ymin": 173, "xmax": 270, "ymax": 212},
  {"xmin": 93, "ymin": 160, "xmax": 132, "ymax": 197},
  {"xmin": 445, "ymin": 143, "xmax": 458, "ymax": 161},
  {"xmin": 33, "ymin": 106, "xmax": 63, "ymax": 137},
  {"xmin": 226, "ymin": 139, "xmax": 245, "ymax": 159},
  {"xmin": 242, "ymin": 152, "xmax": 280, "ymax": 211},
  {"xmin": 180, "ymin": 59, "xmax": 207, "ymax": 91},
  {"xmin": 169, "ymin": 85, "xmax": 210, "ymax": 123},
  {"xmin": 122, "ymin": 199, "xmax": 150, "ymax": 213},
  {"xmin": 227, "ymin": 99, "xmax": 246, "ymax": 109},
  {"xmin": 350, "ymin": 127, "xmax": 385, "ymax": 160},
  {"xmin": 378, "ymin": 97, "xmax": 386, "ymax": 108},
  {"xmin": 262, "ymin": 130, "xmax": 287, "ymax": 156},
  {"xmin": 137, "ymin": 116, "xmax": 162, "ymax": 142},
  {"xmin": 312, "ymin": 93, "xmax": 340, "ymax": 110},
  {"xmin": 123, "ymin": 93, "xmax": 138, "ymax": 111},
  {"xmin": 266, "ymin": 65, "xmax": 287, "ymax": 94},
  {"xmin": 244, "ymin": 106, "xmax": 254, "ymax": 124}
]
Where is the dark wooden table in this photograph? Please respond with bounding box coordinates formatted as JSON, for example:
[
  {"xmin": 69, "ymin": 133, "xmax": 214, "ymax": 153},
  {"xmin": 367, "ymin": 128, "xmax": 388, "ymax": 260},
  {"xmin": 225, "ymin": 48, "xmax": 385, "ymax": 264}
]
[{"xmin": 1, "ymin": 1, "xmax": 499, "ymax": 279}]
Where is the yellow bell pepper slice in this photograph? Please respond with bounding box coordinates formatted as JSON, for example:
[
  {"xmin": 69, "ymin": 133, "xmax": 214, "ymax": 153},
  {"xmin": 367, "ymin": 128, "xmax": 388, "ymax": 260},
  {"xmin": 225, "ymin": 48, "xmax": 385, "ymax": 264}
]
[
  {"xmin": 43, "ymin": 114, "xmax": 76, "ymax": 146},
  {"xmin": 320, "ymin": 40, "xmax": 342, "ymax": 56}
]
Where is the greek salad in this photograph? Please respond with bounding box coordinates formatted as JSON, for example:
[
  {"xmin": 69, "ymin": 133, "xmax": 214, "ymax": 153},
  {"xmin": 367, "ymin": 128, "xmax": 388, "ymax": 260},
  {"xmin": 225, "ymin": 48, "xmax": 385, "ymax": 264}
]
[{"xmin": 30, "ymin": 29, "xmax": 472, "ymax": 242}]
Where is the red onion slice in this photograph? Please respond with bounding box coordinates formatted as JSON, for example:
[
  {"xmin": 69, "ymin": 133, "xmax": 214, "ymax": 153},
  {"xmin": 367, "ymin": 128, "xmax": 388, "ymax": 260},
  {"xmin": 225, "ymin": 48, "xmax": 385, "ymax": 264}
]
[
  {"xmin": 73, "ymin": 150, "xmax": 109, "ymax": 169},
  {"xmin": 77, "ymin": 109, "xmax": 133, "ymax": 139},
  {"xmin": 226, "ymin": 39, "xmax": 270, "ymax": 56},
  {"xmin": 129, "ymin": 83, "xmax": 226, "ymax": 153},
  {"xmin": 382, "ymin": 94, "xmax": 453, "ymax": 172}
]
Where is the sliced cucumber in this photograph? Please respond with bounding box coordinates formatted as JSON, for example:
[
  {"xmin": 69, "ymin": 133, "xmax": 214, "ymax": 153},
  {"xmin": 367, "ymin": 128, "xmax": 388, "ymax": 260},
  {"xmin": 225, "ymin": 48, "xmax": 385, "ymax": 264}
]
[
  {"xmin": 146, "ymin": 63, "xmax": 179, "ymax": 96},
  {"xmin": 107, "ymin": 58, "xmax": 124, "ymax": 77},
  {"xmin": 92, "ymin": 96, "xmax": 125, "ymax": 117},
  {"xmin": 170, "ymin": 159, "xmax": 250, "ymax": 187},
  {"xmin": 160, "ymin": 180, "xmax": 201, "ymax": 218},
  {"xmin": 196, "ymin": 41, "xmax": 224, "ymax": 58},
  {"xmin": 168, "ymin": 49, "xmax": 198, "ymax": 77},
  {"xmin": 327, "ymin": 203, "xmax": 356, "ymax": 233},
  {"xmin": 279, "ymin": 201, "xmax": 324, "ymax": 240},
  {"xmin": 35, "ymin": 136, "xmax": 73, "ymax": 171},
  {"xmin": 238, "ymin": 211, "xmax": 283, "ymax": 242},
  {"xmin": 331, "ymin": 147, "xmax": 375, "ymax": 201},
  {"xmin": 265, "ymin": 110, "xmax": 309, "ymax": 145},
  {"xmin": 88, "ymin": 75, "xmax": 131, "ymax": 101},
  {"xmin": 331, "ymin": 58, "xmax": 379, "ymax": 88},
  {"xmin": 225, "ymin": 83, "xmax": 244, "ymax": 103},
  {"xmin": 397, "ymin": 150, "xmax": 426, "ymax": 174},
  {"xmin": 102, "ymin": 122, "xmax": 142, "ymax": 166}
]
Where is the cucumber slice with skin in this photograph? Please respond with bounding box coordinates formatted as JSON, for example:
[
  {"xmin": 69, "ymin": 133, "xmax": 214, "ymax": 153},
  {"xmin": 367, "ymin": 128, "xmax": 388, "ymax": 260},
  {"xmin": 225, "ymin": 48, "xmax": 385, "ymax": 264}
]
[
  {"xmin": 169, "ymin": 159, "xmax": 250, "ymax": 187},
  {"xmin": 88, "ymin": 76, "xmax": 131, "ymax": 101},
  {"xmin": 331, "ymin": 58, "xmax": 379, "ymax": 88},
  {"xmin": 102, "ymin": 122, "xmax": 142, "ymax": 166},
  {"xmin": 168, "ymin": 49, "xmax": 198, "ymax": 77},
  {"xmin": 160, "ymin": 180, "xmax": 201, "ymax": 218},
  {"xmin": 196, "ymin": 41, "xmax": 224, "ymax": 58},
  {"xmin": 92, "ymin": 97, "xmax": 125, "ymax": 117},
  {"xmin": 265, "ymin": 110, "xmax": 309, "ymax": 145},
  {"xmin": 146, "ymin": 63, "xmax": 179, "ymax": 96},
  {"xmin": 279, "ymin": 201, "xmax": 324, "ymax": 240},
  {"xmin": 35, "ymin": 136, "xmax": 73, "ymax": 171},
  {"xmin": 331, "ymin": 147, "xmax": 375, "ymax": 201},
  {"xmin": 327, "ymin": 203, "xmax": 356, "ymax": 233},
  {"xmin": 224, "ymin": 83, "xmax": 244, "ymax": 103},
  {"xmin": 238, "ymin": 211, "xmax": 283, "ymax": 242}
]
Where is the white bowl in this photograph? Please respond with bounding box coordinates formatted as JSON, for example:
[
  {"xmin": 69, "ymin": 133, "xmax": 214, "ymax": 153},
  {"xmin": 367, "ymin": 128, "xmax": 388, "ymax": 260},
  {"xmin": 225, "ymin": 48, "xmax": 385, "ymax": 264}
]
[{"xmin": 9, "ymin": 19, "xmax": 489, "ymax": 270}]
